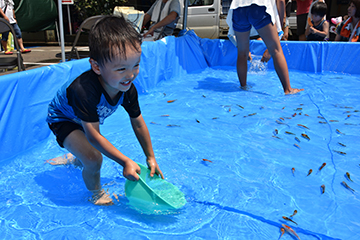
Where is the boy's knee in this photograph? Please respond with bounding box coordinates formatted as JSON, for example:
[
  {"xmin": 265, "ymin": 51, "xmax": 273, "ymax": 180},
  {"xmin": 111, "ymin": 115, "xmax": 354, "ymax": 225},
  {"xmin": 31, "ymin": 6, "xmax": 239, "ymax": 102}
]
[{"xmin": 83, "ymin": 150, "xmax": 103, "ymax": 170}]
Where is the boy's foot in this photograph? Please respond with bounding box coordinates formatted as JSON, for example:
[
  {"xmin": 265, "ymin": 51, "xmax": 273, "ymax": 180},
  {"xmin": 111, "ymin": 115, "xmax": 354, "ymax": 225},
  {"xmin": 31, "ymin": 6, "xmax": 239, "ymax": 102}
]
[
  {"xmin": 45, "ymin": 153, "xmax": 83, "ymax": 167},
  {"xmin": 285, "ymin": 88, "xmax": 304, "ymax": 95},
  {"xmin": 90, "ymin": 189, "xmax": 114, "ymax": 206},
  {"xmin": 5, "ymin": 50, "xmax": 13, "ymax": 55}
]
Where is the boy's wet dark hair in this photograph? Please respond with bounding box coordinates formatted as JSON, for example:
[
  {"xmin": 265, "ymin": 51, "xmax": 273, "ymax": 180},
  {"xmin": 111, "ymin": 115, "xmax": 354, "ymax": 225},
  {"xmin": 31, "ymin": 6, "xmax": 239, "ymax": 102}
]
[
  {"xmin": 350, "ymin": 0, "xmax": 360, "ymax": 18},
  {"xmin": 310, "ymin": 2, "xmax": 327, "ymax": 17},
  {"xmin": 89, "ymin": 15, "xmax": 142, "ymax": 67}
]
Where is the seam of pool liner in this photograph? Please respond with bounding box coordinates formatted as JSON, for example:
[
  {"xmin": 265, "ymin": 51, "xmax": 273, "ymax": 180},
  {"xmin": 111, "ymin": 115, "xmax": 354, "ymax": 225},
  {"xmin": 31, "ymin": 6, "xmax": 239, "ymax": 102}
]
[
  {"xmin": 192, "ymin": 200, "xmax": 342, "ymax": 240},
  {"xmin": 305, "ymin": 92, "xmax": 338, "ymax": 195}
]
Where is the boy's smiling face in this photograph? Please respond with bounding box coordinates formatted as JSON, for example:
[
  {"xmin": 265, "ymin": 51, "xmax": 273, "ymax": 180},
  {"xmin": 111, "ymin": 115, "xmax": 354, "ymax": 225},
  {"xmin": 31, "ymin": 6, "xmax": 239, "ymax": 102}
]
[{"xmin": 91, "ymin": 43, "xmax": 141, "ymax": 97}]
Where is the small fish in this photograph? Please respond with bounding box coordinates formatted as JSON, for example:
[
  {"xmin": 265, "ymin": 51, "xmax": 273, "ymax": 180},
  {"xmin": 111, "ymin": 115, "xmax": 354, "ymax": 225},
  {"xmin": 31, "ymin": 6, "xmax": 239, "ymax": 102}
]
[
  {"xmin": 167, "ymin": 124, "xmax": 180, "ymax": 127},
  {"xmin": 279, "ymin": 117, "xmax": 285, "ymax": 121},
  {"xmin": 274, "ymin": 129, "xmax": 279, "ymax": 135},
  {"xmin": 248, "ymin": 113, "xmax": 257, "ymax": 116},
  {"xmin": 292, "ymin": 113, "xmax": 297, "ymax": 117},
  {"xmin": 282, "ymin": 224, "xmax": 301, "ymax": 240},
  {"xmin": 161, "ymin": 114, "xmax": 170, "ymax": 117},
  {"xmin": 295, "ymin": 137, "xmax": 301, "ymax": 143},
  {"xmin": 294, "ymin": 143, "xmax": 301, "ymax": 149},
  {"xmin": 342, "ymin": 181, "xmax": 355, "ymax": 192},
  {"xmin": 167, "ymin": 99, "xmax": 177, "ymax": 103},
  {"xmin": 163, "ymin": 93, "xmax": 166, "ymax": 96},
  {"xmin": 319, "ymin": 163, "xmax": 326, "ymax": 171},
  {"xmin": 299, "ymin": 112, "xmax": 302, "ymax": 115},
  {"xmin": 196, "ymin": 119, "xmax": 200, "ymax": 123},
  {"xmin": 202, "ymin": 158, "xmax": 213, "ymax": 163},
  {"xmin": 285, "ymin": 117, "xmax": 292, "ymax": 119},
  {"xmin": 295, "ymin": 108, "xmax": 303, "ymax": 111},
  {"xmin": 304, "ymin": 114, "xmax": 309, "ymax": 117},
  {"xmin": 347, "ymin": 114, "xmax": 351, "ymax": 118},
  {"xmin": 336, "ymin": 129, "xmax": 345, "ymax": 135},
  {"xmin": 319, "ymin": 121, "xmax": 327, "ymax": 124},
  {"xmin": 291, "ymin": 167, "xmax": 295, "ymax": 176},
  {"xmin": 290, "ymin": 210, "xmax": 298, "ymax": 218},
  {"xmin": 237, "ymin": 104, "xmax": 244, "ymax": 109},
  {"xmin": 329, "ymin": 120, "xmax": 339, "ymax": 122},
  {"xmin": 317, "ymin": 116, "xmax": 325, "ymax": 119},
  {"xmin": 212, "ymin": 117, "xmax": 219, "ymax": 120},
  {"xmin": 297, "ymin": 124, "xmax": 309, "ymax": 129},
  {"xmin": 346, "ymin": 172, "xmax": 353, "ymax": 182},
  {"xmin": 333, "ymin": 150, "xmax": 346, "ymax": 155},
  {"xmin": 282, "ymin": 216, "xmax": 298, "ymax": 225},
  {"xmin": 228, "ymin": 108, "xmax": 231, "ymax": 112},
  {"xmin": 285, "ymin": 131, "xmax": 295, "ymax": 135},
  {"xmin": 232, "ymin": 114, "xmax": 239, "ymax": 117},
  {"xmin": 150, "ymin": 121, "xmax": 160, "ymax": 125},
  {"xmin": 321, "ymin": 184, "xmax": 325, "ymax": 194},
  {"xmin": 280, "ymin": 228, "xmax": 285, "ymax": 239},
  {"xmin": 276, "ymin": 120, "xmax": 288, "ymax": 126},
  {"xmin": 272, "ymin": 135, "xmax": 282, "ymax": 139},
  {"xmin": 354, "ymin": 110, "xmax": 359, "ymax": 112},
  {"xmin": 202, "ymin": 95, "xmax": 206, "ymax": 98},
  {"xmin": 301, "ymin": 133, "xmax": 310, "ymax": 141},
  {"xmin": 338, "ymin": 142, "xmax": 346, "ymax": 147},
  {"xmin": 282, "ymin": 106, "xmax": 286, "ymax": 110},
  {"xmin": 307, "ymin": 169, "xmax": 313, "ymax": 176}
]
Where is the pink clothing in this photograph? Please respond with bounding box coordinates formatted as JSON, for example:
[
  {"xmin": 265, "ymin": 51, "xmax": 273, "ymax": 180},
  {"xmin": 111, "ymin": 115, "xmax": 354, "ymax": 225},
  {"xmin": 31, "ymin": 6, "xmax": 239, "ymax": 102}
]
[{"xmin": 296, "ymin": 0, "xmax": 312, "ymax": 15}]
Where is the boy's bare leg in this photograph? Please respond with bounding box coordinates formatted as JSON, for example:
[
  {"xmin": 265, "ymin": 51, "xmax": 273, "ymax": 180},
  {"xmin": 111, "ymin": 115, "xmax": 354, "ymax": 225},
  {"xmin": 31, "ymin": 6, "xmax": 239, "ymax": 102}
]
[
  {"xmin": 55, "ymin": 129, "xmax": 113, "ymax": 205},
  {"xmin": 257, "ymin": 23, "xmax": 304, "ymax": 94},
  {"xmin": 235, "ymin": 30, "xmax": 250, "ymax": 89}
]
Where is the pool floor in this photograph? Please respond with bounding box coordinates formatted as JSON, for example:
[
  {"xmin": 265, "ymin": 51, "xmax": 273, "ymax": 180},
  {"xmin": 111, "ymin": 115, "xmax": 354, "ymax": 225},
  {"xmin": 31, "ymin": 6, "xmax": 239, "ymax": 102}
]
[{"xmin": 1, "ymin": 63, "xmax": 359, "ymax": 239}]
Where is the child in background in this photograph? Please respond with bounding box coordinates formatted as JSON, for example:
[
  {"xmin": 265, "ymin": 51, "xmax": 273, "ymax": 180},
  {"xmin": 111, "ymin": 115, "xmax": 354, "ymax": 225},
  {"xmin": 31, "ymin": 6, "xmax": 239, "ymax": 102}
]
[
  {"xmin": 46, "ymin": 16, "xmax": 164, "ymax": 205},
  {"xmin": 226, "ymin": 0, "xmax": 303, "ymax": 95},
  {"xmin": 305, "ymin": 1, "xmax": 329, "ymax": 41},
  {"xmin": 335, "ymin": 0, "xmax": 360, "ymax": 42}
]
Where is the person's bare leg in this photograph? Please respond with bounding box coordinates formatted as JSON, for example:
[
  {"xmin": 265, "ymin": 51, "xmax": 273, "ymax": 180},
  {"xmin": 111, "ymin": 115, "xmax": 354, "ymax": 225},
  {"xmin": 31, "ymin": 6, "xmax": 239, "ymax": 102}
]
[
  {"xmin": 257, "ymin": 23, "xmax": 304, "ymax": 94},
  {"xmin": 17, "ymin": 38, "xmax": 26, "ymax": 51},
  {"xmin": 235, "ymin": 30, "xmax": 251, "ymax": 89},
  {"xmin": 47, "ymin": 129, "xmax": 113, "ymax": 205},
  {"xmin": 1, "ymin": 40, "xmax": 7, "ymax": 52}
]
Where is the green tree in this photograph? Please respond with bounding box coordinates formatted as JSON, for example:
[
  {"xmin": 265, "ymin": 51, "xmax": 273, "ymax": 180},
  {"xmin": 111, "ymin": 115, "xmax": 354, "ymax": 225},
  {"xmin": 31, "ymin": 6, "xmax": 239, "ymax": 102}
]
[{"xmin": 74, "ymin": 0, "xmax": 128, "ymax": 21}]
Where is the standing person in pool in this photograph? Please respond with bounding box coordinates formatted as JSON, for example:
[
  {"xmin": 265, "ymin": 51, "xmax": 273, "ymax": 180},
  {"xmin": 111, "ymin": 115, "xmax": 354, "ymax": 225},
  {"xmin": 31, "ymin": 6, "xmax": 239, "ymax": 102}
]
[
  {"xmin": 226, "ymin": 0, "xmax": 304, "ymax": 95},
  {"xmin": 45, "ymin": 15, "xmax": 164, "ymax": 205},
  {"xmin": 335, "ymin": 0, "xmax": 360, "ymax": 42}
]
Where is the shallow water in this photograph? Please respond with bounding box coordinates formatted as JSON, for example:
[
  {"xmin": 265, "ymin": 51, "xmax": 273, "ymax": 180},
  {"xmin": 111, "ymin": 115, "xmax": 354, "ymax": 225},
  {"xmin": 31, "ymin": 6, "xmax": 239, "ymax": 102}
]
[{"xmin": 1, "ymin": 63, "xmax": 359, "ymax": 239}]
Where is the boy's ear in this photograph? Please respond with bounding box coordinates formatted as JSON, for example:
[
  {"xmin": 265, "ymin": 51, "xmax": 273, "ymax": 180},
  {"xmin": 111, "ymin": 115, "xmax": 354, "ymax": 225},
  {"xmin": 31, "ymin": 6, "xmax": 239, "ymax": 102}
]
[{"xmin": 89, "ymin": 58, "xmax": 101, "ymax": 75}]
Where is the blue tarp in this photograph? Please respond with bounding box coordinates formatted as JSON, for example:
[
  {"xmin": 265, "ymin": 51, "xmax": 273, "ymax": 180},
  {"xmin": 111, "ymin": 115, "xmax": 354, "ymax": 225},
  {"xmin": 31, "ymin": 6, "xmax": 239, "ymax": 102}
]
[{"xmin": 0, "ymin": 31, "xmax": 359, "ymax": 161}]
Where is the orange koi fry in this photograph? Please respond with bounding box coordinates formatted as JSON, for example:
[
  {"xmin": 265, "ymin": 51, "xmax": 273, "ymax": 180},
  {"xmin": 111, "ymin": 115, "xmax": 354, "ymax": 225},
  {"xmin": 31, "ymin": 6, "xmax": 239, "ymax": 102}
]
[
  {"xmin": 319, "ymin": 163, "xmax": 326, "ymax": 171},
  {"xmin": 321, "ymin": 185, "xmax": 325, "ymax": 194},
  {"xmin": 297, "ymin": 124, "xmax": 309, "ymax": 129},
  {"xmin": 202, "ymin": 158, "xmax": 213, "ymax": 163},
  {"xmin": 167, "ymin": 99, "xmax": 177, "ymax": 103},
  {"xmin": 282, "ymin": 224, "xmax": 301, "ymax": 240},
  {"xmin": 290, "ymin": 210, "xmax": 298, "ymax": 217}
]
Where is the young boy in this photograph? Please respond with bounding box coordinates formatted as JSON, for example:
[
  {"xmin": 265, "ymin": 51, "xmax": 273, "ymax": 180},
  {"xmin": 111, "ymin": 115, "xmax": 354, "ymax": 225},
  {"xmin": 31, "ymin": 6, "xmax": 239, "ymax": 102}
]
[
  {"xmin": 305, "ymin": 1, "xmax": 329, "ymax": 41},
  {"xmin": 226, "ymin": 0, "xmax": 303, "ymax": 95},
  {"xmin": 46, "ymin": 16, "xmax": 164, "ymax": 205}
]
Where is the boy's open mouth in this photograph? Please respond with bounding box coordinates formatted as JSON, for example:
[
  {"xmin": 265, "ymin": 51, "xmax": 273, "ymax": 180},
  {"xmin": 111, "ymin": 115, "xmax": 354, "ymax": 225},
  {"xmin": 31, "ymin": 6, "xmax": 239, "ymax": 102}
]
[{"xmin": 120, "ymin": 80, "xmax": 132, "ymax": 86}]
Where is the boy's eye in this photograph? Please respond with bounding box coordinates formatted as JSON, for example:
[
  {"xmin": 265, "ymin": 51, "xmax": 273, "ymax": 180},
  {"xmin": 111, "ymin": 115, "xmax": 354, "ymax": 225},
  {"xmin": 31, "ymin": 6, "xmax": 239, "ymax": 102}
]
[{"xmin": 117, "ymin": 68, "xmax": 126, "ymax": 72}]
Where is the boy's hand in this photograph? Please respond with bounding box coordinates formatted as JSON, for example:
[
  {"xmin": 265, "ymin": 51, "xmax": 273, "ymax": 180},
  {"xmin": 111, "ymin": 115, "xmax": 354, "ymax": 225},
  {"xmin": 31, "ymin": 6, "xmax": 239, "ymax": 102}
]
[
  {"xmin": 123, "ymin": 160, "xmax": 141, "ymax": 181},
  {"xmin": 147, "ymin": 157, "xmax": 164, "ymax": 179}
]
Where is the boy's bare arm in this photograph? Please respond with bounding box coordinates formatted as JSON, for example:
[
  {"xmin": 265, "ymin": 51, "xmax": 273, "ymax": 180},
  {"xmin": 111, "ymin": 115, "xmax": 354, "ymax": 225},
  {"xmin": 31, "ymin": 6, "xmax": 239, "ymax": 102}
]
[
  {"xmin": 130, "ymin": 114, "xmax": 164, "ymax": 179},
  {"xmin": 276, "ymin": 0, "xmax": 286, "ymax": 27},
  {"xmin": 82, "ymin": 121, "xmax": 141, "ymax": 181}
]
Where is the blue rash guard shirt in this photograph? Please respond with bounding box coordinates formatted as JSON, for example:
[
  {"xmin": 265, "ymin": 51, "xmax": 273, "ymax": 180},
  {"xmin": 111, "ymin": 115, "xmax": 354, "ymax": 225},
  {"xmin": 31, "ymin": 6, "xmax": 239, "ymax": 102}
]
[{"xmin": 46, "ymin": 69, "xmax": 141, "ymax": 125}]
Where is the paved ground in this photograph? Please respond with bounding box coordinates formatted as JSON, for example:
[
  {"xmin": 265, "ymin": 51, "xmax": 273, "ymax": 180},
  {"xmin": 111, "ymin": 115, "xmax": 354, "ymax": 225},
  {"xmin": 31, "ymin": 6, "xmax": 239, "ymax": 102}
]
[{"xmin": 0, "ymin": 45, "xmax": 89, "ymax": 76}]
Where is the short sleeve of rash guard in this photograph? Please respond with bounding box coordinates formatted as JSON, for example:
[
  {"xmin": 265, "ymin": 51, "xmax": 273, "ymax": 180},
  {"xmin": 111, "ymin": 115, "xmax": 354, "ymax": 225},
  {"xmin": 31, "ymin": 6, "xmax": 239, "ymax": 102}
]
[
  {"xmin": 122, "ymin": 84, "xmax": 141, "ymax": 118},
  {"xmin": 67, "ymin": 78, "xmax": 101, "ymax": 122}
]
